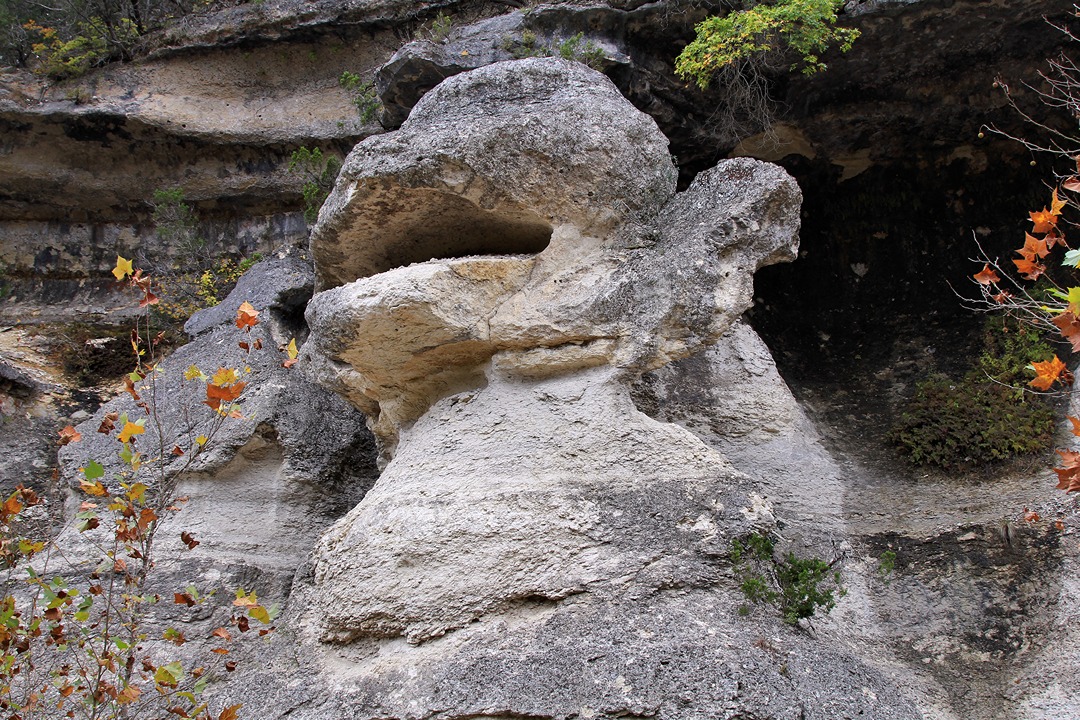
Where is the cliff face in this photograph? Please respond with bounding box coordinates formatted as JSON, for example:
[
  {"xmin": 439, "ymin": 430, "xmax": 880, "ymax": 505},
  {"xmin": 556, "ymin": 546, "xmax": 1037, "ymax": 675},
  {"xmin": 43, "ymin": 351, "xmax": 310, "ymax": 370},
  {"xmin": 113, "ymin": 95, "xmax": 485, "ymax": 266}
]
[{"xmin": 2, "ymin": 2, "xmax": 1079, "ymax": 719}]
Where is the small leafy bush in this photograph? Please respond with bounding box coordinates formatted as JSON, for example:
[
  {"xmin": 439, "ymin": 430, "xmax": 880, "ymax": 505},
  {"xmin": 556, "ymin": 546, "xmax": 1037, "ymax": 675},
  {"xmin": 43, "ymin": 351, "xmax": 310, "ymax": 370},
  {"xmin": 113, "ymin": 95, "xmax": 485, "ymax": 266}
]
[
  {"xmin": 289, "ymin": 146, "xmax": 342, "ymax": 225},
  {"xmin": 891, "ymin": 319, "xmax": 1056, "ymax": 469},
  {"xmin": 731, "ymin": 532, "xmax": 843, "ymax": 626},
  {"xmin": 339, "ymin": 71, "xmax": 381, "ymax": 124},
  {"xmin": 23, "ymin": 17, "xmax": 139, "ymax": 80}
]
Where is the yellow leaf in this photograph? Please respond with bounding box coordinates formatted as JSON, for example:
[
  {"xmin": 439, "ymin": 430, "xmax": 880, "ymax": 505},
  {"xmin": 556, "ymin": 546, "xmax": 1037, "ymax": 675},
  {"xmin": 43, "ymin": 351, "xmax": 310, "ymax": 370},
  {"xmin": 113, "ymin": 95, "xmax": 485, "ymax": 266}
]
[
  {"xmin": 117, "ymin": 421, "xmax": 145, "ymax": 443},
  {"xmin": 195, "ymin": 435, "xmax": 208, "ymax": 446},
  {"xmin": 286, "ymin": 338, "xmax": 298, "ymax": 360},
  {"xmin": 79, "ymin": 479, "xmax": 107, "ymax": 497},
  {"xmin": 211, "ymin": 367, "xmax": 240, "ymax": 387},
  {"xmin": 112, "ymin": 255, "xmax": 133, "ymax": 281},
  {"xmin": 183, "ymin": 364, "xmax": 204, "ymax": 381}
]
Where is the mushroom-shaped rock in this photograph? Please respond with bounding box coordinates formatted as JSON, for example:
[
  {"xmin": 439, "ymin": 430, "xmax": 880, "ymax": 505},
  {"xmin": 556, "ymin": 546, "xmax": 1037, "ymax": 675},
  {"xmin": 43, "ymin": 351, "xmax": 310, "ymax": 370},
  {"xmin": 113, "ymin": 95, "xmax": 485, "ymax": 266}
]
[
  {"xmin": 304, "ymin": 60, "xmax": 800, "ymax": 451},
  {"xmin": 311, "ymin": 58, "xmax": 677, "ymax": 290}
]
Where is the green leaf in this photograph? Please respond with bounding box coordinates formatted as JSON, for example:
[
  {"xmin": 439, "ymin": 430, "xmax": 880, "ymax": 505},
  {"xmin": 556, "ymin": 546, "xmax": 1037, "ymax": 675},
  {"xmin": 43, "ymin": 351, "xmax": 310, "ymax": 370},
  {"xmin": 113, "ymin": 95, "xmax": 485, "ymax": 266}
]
[
  {"xmin": 83, "ymin": 460, "xmax": 104, "ymax": 480},
  {"xmin": 154, "ymin": 661, "xmax": 184, "ymax": 686}
]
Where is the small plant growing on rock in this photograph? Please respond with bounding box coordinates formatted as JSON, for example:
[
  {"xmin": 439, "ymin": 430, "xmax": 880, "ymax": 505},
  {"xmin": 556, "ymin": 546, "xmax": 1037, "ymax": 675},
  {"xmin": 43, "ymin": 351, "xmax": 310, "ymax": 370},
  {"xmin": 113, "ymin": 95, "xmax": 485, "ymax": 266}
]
[
  {"xmin": 288, "ymin": 146, "xmax": 342, "ymax": 225},
  {"xmin": 339, "ymin": 71, "xmax": 381, "ymax": 124},
  {"xmin": 731, "ymin": 532, "xmax": 843, "ymax": 627}
]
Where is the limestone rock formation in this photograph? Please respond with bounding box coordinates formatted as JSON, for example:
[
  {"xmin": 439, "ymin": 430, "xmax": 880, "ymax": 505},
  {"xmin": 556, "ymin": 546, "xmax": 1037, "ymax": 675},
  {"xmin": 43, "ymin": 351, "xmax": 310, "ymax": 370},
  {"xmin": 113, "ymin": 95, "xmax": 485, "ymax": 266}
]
[{"xmin": 285, "ymin": 58, "xmax": 923, "ymax": 719}]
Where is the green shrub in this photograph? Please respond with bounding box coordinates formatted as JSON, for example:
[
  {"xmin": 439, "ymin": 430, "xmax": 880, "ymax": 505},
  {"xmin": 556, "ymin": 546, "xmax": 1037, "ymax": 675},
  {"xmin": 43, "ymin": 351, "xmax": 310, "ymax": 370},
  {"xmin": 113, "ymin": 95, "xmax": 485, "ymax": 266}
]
[
  {"xmin": 675, "ymin": 0, "xmax": 859, "ymax": 88},
  {"xmin": 288, "ymin": 146, "xmax": 342, "ymax": 225},
  {"xmin": 339, "ymin": 70, "xmax": 381, "ymax": 123},
  {"xmin": 731, "ymin": 532, "xmax": 843, "ymax": 627},
  {"xmin": 891, "ymin": 318, "xmax": 1056, "ymax": 469}
]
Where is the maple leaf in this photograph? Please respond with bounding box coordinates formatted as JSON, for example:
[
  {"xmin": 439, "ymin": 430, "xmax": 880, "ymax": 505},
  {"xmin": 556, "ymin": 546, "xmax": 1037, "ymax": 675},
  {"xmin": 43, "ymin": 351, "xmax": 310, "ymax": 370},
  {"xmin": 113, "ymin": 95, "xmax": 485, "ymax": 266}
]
[
  {"xmin": 1052, "ymin": 311, "xmax": 1080, "ymax": 353},
  {"xmin": 116, "ymin": 686, "xmax": 141, "ymax": 705},
  {"xmin": 97, "ymin": 411, "xmax": 118, "ymax": 434},
  {"xmin": 1030, "ymin": 208, "xmax": 1057, "ymax": 233},
  {"xmin": 211, "ymin": 367, "xmax": 240, "ymax": 387},
  {"xmin": 57, "ymin": 425, "xmax": 82, "ymax": 446},
  {"xmin": 1013, "ymin": 255, "xmax": 1046, "ymax": 281},
  {"xmin": 1054, "ymin": 449, "xmax": 1080, "ymax": 492},
  {"xmin": 1051, "ymin": 188, "xmax": 1067, "ymax": 216},
  {"xmin": 219, "ymin": 703, "xmax": 243, "ymax": 720},
  {"xmin": 117, "ymin": 421, "xmax": 145, "ymax": 443},
  {"xmin": 211, "ymin": 627, "xmax": 232, "ymax": 642},
  {"xmin": 112, "ymin": 255, "xmax": 133, "ymax": 281},
  {"xmin": 1065, "ymin": 176, "xmax": 1080, "ymax": 193},
  {"xmin": 205, "ymin": 381, "xmax": 246, "ymax": 410},
  {"xmin": 1045, "ymin": 228, "xmax": 1068, "ymax": 250},
  {"xmin": 1029, "ymin": 355, "xmax": 1072, "ymax": 391},
  {"xmin": 1020, "ymin": 233, "xmax": 1050, "ymax": 260},
  {"xmin": 1068, "ymin": 416, "xmax": 1080, "ymax": 437},
  {"xmin": 235, "ymin": 302, "xmax": 259, "ymax": 330},
  {"xmin": 973, "ymin": 264, "xmax": 999, "ymax": 285}
]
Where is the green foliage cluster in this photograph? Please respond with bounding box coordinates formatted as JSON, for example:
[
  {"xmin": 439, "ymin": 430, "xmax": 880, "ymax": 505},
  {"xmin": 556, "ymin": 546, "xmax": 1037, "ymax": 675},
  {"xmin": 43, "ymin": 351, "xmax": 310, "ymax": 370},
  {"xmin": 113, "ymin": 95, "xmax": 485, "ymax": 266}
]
[
  {"xmin": 339, "ymin": 71, "xmax": 381, "ymax": 124},
  {"xmin": 731, "ymin": 532, "xmax": 843, "ymax": 626},
  {"xmin": 424, "ymin": 11, "xmax": 452, "ymax": 43},
  {"xmin": 24, "ymin": 16, "xmax": 139, "ymax": 79},
  {"xmin": 891, "ymin": 319, "xmax": 1056, "ymax": 469},
  {"xmin": 288, "ymin": 146, "xmax": 342, "ymax": 225},
  {"xmin": 675, "ymin": 0, "xmax": 859, "ymax": 88},
  {"xmin": 501, "ymin": 31, "xmax": 606, "ymax": 70},
  {"xmin": 148, "ymin": 188, "xmax": 262, "ymax": 324}
]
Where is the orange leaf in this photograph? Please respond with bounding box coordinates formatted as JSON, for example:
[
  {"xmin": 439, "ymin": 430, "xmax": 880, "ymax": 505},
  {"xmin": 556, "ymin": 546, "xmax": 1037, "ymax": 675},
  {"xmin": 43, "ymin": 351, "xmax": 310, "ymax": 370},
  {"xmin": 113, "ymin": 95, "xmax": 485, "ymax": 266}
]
[
  {"xmin": 205, "ymin": 381, "xmax": 246, "ymax": 410},
  {"xmin": 1029, "ymin": 355, "xmax": 1071, "ymax": 391},
  {"xmin": 1030, "ymin": 208, "xmax": 1057, "ymax": 233},
  {"xmin": 1051, "ymin": 188, "xmax": 1067, "ymax": 216},
  {"xmin": 57, "ymin": 425, "xmax": 82, "ymax": 446},
  {"xmin": 97, "ymin": 411, "xmax": 118, "ymax": 435},
  {"xmin": 172, "ymin": 445, "xmax": 184, "ymax": 456},
  {"xmin": 1069, "ymin": 416, "xmax": 1080, "ymax": 437},
  {"xmin": 79, "ymin": 479, "xmax": 107, "ymax": 497},
  {"xmin": 235, "ymin": 302, "xmax": 259, "ymax": 330},
  {"xmin": 174, "ymin": 592, "xmax": 196, "ymax": 607},
  {"xmin": 219, "ymin": 704, "xmax": 243, "ymax": 720},
  {"xmin": 1054, "ymin": 449, "xmax": 1080, "ymax": 492},
  {"xmin": 1020, "ymin": 233, "xmax": 1050, "ymax": 260},
  {"xmin": 1053, "ymin": 311, "xmax": 1080, "ymax": 353},
  {"xmin": 1023, "ymin": 507, "xmax": 1040, "ymax": 522},
  {"xmin": 211, "ymin": 627, "xmax": 232, "ymax": 641},
  {"xmin": 973, "ymin": 264, "xmax": 999, "ymax": 285},
  {"xmin": 117, "ymin": 421, "xmax": 145, "ymax": 444},
  {"xmin": 116, "ymin": 686, "xmax": 141, "ymax": 705},
  {"xmin": 1013, "ymin": 256, "xmax": 1045, "ymax": 281},
  {"xmin": 1065, "ymin": 176, "xmax": 1080, "ymax": 193}
]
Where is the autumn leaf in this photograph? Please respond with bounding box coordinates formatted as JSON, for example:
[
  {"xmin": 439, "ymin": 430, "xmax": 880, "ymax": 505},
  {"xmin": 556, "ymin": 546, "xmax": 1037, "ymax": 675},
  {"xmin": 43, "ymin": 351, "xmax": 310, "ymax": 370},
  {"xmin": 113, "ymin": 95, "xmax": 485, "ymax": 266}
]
[
  {"xmin": 1068, "ymin": 416, "xmax": 1080, "ymax": 437},
  {"xmin": 79, "ymin": 479, "xmax": 107, "ymax": 497},
  {"xmin": 235, "ymin": 302, "xmax": 259, "ymax": 330},
  {"xmin": 211, "ymin": 367, "xmax": 240, "ymax": 387},
  {"xmin": 184, "ymin": 365, "xmax": 205, "ymax": 381},
  {"xmin": 57, "ymin": 425, "xmax": 82, "ymax": 446},
  {"xmin": 1013, "ymin": 256, "xmax": 1045, "ymax": 281},
  {"xmin": 1054, "ymin": 449, "xmax": 1080, "ymax": 492},
  {"xmin": 172, "ymin": 445, "xmax": 185, "ymax": 456},
  {"xmin": 205, "ymin": 381, "xmax": 246, "ymax": 411},
  {"xmin": 117, "ymin": 421, "xmax": 146, "ymax": 444},
  {"xmin": 180, "ymin": 531, "xmax": 199, "ymax": 549},
  {"xmin": 1023, "ymin": 507, "xmax": 1040, "ymax": 522},
  {"xmin": 1030, "ymin": 207, "xmax": 1057, "ymax": 233},
  {"xmin": 97, "ymin": 411, "xmax": 118, "ymax": 434},
  {"xmin": 116, "ymin": 686, "xmax": 141, "ymax": 705},
  {"xmin": 174, "ymin": 592, "xmax": 196, "ymax": 607},
  {"xmin": 211, "ymin": 627, "xmax": 232, "ymax": 641},
  {"xmin": 112, "ymin": 255, "xmax": 133, "ymax": 281},
  {"xmin": 1065, "ymin": 176, "xmax": 1080, "ymax": 193},
  {"xmin": 1051, "ymin": 188, "xmax": 1067, "ymax": 216},
  {"xmin": 1053, "ymin": 311, "xmax": 1080, "ymax": 353},
  {"xmin": 1020, "ymin": 233, "xmax": 1050, "ymax": 260},
  {"xmin": 219, "ymin": 704, "xmax": 243, "ymax": 720},
  {"xmin": 1029, "ymin": 355, "xmax": 1072, "ymax": 391},
  {"xmin": 973, "ymin": 264, "xmax": 999, "ymax": 285}
]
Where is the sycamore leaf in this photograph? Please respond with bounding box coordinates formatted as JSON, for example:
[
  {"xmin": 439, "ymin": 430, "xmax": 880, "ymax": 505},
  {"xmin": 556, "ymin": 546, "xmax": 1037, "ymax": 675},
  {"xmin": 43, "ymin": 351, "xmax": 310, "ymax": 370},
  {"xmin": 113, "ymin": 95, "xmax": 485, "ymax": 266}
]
[
  {"xmin": 1064, "ymin": 249, "xmax": 1080, "ymax": 268},
  {"xmin": 183, "ymin": 365, "xmax": 204, "ymax": 381},
  {"xmin": 205, "ymin": 381, "xmax": 246, "ymax": 410},
  {"xmin": 154, "ymin": 661, "xmax": 184, "ymax": 687},
  {"xmin": 1051, "ymin": 188, "xmax": 1067, "ymax": 216},
  {"xmin": 1023, "ymin": 507, "xmax": 1040, "ymax": 522},
  {"xmin": 1052, "ymin": 311, "xmax": 1080, "ymax": 353},
  {"xmin": 97, "ymin": 411, "xmax": 118, "ymax": 435},
  {"xmin": 117, "ymin": 421, "xmax": 146, "ymax": 444},
  {"xmin": 1054, "ymin": 449, "xmax": 1080, "ymax": 492},
  {"xmin": 172, "ymin": 445, "xmax": 185, "ymax": 456},
  {"xmin": 211, "ymin": 367, "xmax": 240, "ymax": 387},
  {"xmin": 1030, "ymin": 208, "xmax": 1057, "ymax": 233},
  {"xmin": 235, "ymin": 302, "xmax": 259, "ymax": 330},
  {"xmin": 83, "ymin": 460, "xmax": 104, "ymax": 480},
  {"xmin": 180, "ymin": 531, "xmax": 199, "ymax": 549},
  {"xmin": 195, "ymin": 434, "xmax": 209, "ymax": 446},
  {"xmin": 79, "ymin": 479, "xmax": 107, "ymax": 497},
  {"xmin": 112, "ymin": 255, "xmax": 133, "ymax": 281},
  {"xmin": 1068, "ymin": 416, "xmax": 1080, "ymax": 437},
  {"xmin": 1065, "ymin": 176, "xmax": 1080, "ymax": 193},
  {"xmin": 116, "ymin": 685, "xmax": 141, "ymax": 705},
  {"xmin": 219, "ymin": 704, "xmax": 243, "ymax": 720},
  {"xmin": 1028, "ymin": 355, "xmax": 1071, "ymax": 391},
  {"xmin": 1013, "ymin": 256, "xmax": 1046, "ymax": 281},
  {"xmin": 1021, "ymin": 233, "xmax": 1050, "ymax": 260},
  {"xmin": 211, "ymin": 626, "xmax": 232, "ymax": 641},
  {"xmin": 57, "ymin": 425, "xmax": 82, "ymax": 446},
  {"xmin": 973, "ymin": 264, "xmax": 999, "ymax": 285},
  {"xmin": 249, "ymin": 604, "xmax": 271, "ymax": 624}
]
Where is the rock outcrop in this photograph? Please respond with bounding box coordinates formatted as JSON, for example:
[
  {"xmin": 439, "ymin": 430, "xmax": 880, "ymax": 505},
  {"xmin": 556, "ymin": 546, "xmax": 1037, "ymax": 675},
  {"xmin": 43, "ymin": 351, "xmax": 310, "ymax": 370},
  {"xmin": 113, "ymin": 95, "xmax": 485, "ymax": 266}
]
[{"xmin": 282, "ymin": 57, "xmax": 922, "ymax": 719}]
